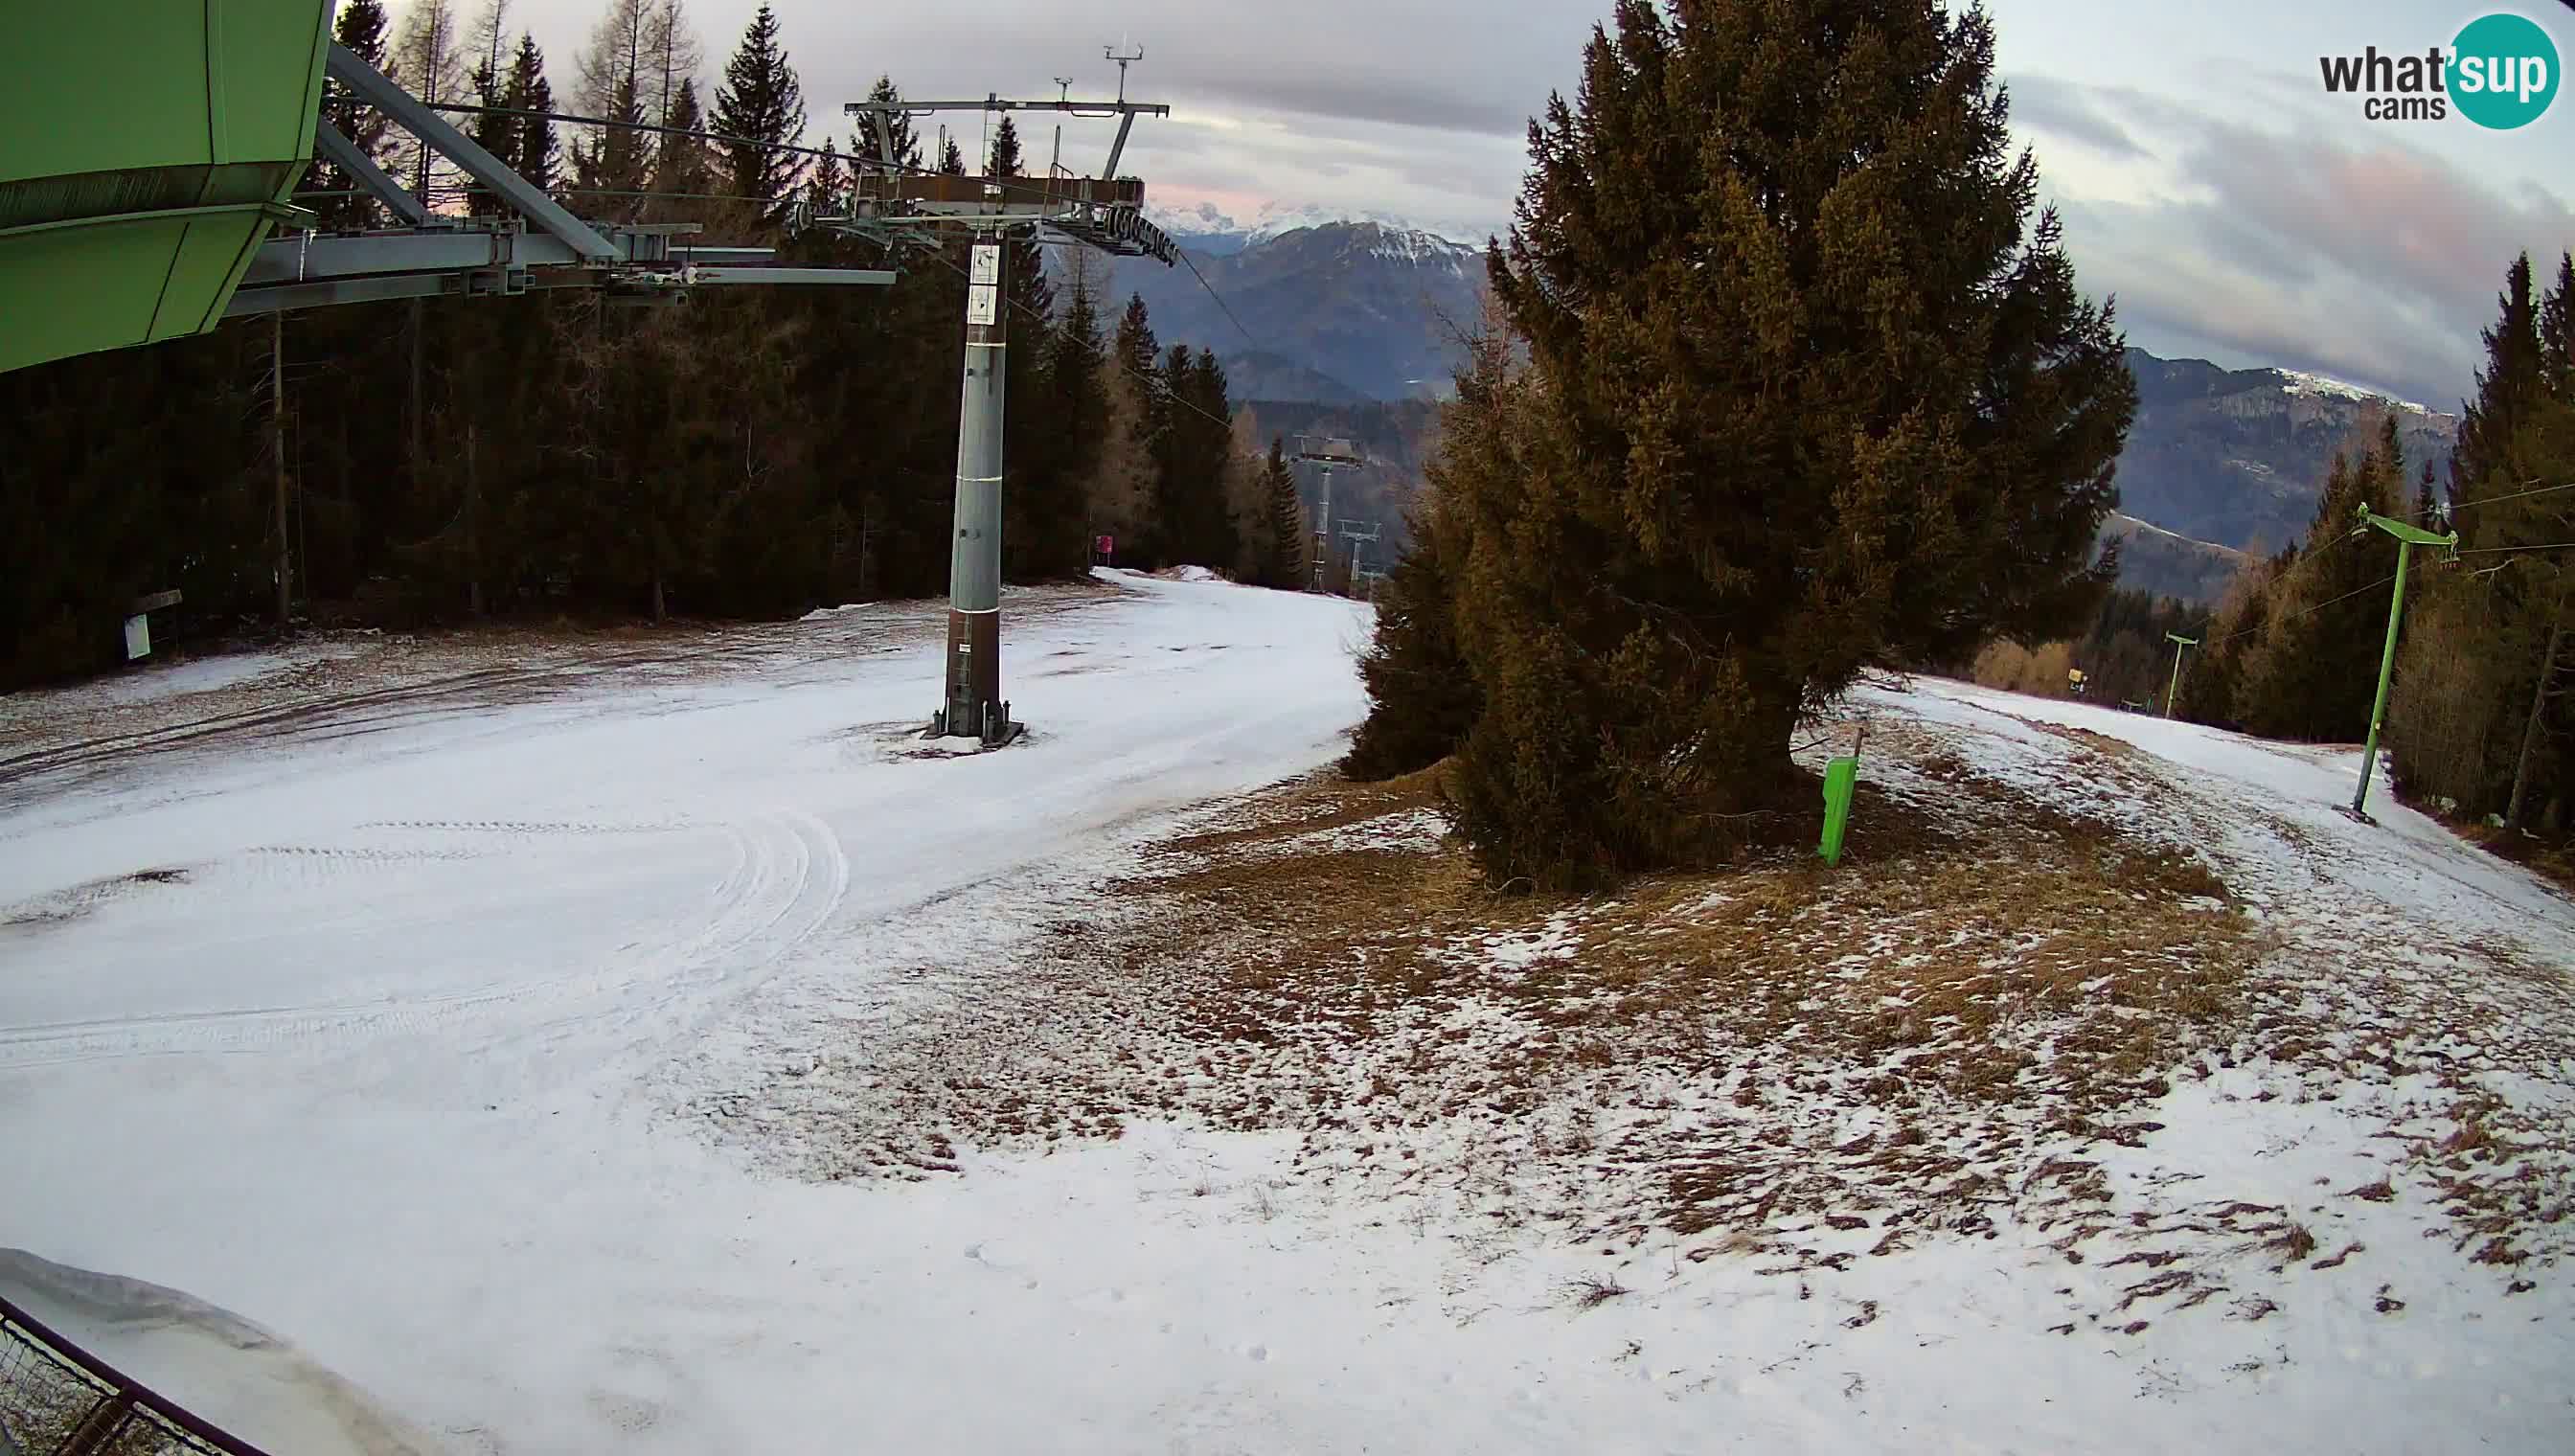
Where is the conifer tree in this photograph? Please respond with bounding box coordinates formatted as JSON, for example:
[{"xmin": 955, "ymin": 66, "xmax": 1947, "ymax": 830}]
[
  {"xmin": 2542, "ymin": 252, "xmax": 2575, "ymax": 396},
  {"xmin": 1256, "ymin": 437, "xmax": 1307, "ymax": 586},
  {"xmin": 1433, "ymin": 0, "xmax": 2134, "ymax": 887},
  {"xmin": 306, "ymin": 0, "xmax": 398, "ymax": 231},
  {"xmin": 2456, "ymin": 254, "xmax": 2545, "ymax": 505},
  {"xmin": 2235, "ymin": 436, "xmax": 2401, "ymax": 740},
  {"xmin": 650, "ymin": 78, "xmax": 711, "ymax": 221},
  {"xmin": 804, "ymin": 139, "xmax": 845, "ymax": 214},
  {"xmin": 502, "ymin": 34, "xmax": 558, "ymax": 195},
  {"xmin": 464, "ymin": 2, "xmax": 513, "ymax": 218},
  {"xmin": 712, "ymin": 3, "xmax": 805, "ymax": 216},
  {"xmin": 938, "ymin": 136, "xmax": 967, "ymax": 175},
  {"xmin": 1032, "ymin": 259, "xmax": 1108, "ymax": 577}
]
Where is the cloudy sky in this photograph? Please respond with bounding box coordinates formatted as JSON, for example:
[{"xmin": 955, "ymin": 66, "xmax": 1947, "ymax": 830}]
[{"xmin": 501, "ymin": 0, "xmax": 2575, "ymax": 409}]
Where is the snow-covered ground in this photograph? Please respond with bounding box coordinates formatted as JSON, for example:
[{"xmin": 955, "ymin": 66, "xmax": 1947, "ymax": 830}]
[{"xmin": 3, "ymin": 580, "xmax": 2569, "ymax": 1453}]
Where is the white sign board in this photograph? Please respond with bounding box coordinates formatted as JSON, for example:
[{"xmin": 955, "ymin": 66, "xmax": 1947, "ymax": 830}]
[
  {"xmin": 968, "ymin": 284, "xmax": 999, "ymax": 326},
  {"xmin": 123, "ymin": 613, "xmax": 151, "ymax": 660},
  {"xmin": 968, "ymin": 244, "xmax": 1001, "ymax": 285}
]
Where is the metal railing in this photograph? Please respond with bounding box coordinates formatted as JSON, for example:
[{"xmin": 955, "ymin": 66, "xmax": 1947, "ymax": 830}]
[{"xmin": 0, "ymin": 1293, "xmax": 270, "ymax": 1456}]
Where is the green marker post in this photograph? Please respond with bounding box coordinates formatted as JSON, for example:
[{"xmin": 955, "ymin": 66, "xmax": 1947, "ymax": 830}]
[
  {"xmin": 2351, "ymin": 510, "xmax": 2458, "ymax": 818},
  {"xmin": 1819, "ymin": 723, "xmax": 1864, "ymax": 867}
]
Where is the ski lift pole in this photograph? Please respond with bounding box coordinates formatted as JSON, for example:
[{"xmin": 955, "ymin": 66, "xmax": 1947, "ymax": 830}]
[
  {"xmin": 2350, "ymin": 509, "xmax": 2459, "ymax": 818},
  {"xmin": 2162, "ymin": 633, "xmax": 2198, "ymax": 717}
]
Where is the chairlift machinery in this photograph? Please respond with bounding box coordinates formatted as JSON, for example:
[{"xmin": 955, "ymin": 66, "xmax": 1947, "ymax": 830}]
[{"xmin": 811, "ymin": 56, "xmax": 1180, "ymax": 745}]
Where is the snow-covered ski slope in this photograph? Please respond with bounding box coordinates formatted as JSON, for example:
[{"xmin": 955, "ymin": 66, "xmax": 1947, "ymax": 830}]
[{"xmin": 3, "ymin": 573, "xmax": 2569, "ymax": 1453}]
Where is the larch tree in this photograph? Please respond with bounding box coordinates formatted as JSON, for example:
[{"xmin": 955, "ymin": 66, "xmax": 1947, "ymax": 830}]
[
  {"xmin": 572, "ymin": 0, "xmax": 654, "ymax": 208},
  {"xmin": 643, "ymin": 0, "xmax": 703, "ymax": 130},
  {"xmin": 1416, "ymin": 0, "xmax": 2134, "ymax": 888},
  {"xmin": 390, "ymin": 0, "xmax": 469, "ymax": 199}
]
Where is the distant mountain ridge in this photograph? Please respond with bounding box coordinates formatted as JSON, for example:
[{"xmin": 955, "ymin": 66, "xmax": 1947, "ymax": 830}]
[
  {"xmin": 1103, "ymin": 218, "xmax": 1485, "ymax": 401},
  {"xmin": 1085, "ymin": 218, "xmax": 2453, "ymax": 601},
  {"xmin": 1144, "ymin": 202, "xmax": 1493, "ymax": 259},
  {"xmin": 2112, "ymin": 347, "xmax": 2458, "ymax": 558}
]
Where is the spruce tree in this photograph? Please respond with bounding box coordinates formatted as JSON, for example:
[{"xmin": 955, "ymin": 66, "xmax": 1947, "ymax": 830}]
[
  {"xmin": 1034, "ymin": 261, "xmax": 1108, "ymax": 577},
  {"xmin": 1440, "ymin": 0, "xmax": 2134, "ymax": 887},
  {"xmin": 1188, "ymin": 351, "xmax": 1241, "ymax": 568},
  {"xmin": 502, "ymin": 34, "xmax": 558, "ymax": 195},
  {"xmin": 712, "ymin": 3, "xmax": 807, "ymax": 216},
  {"xmin": 938, "ymin": 136, "xmax": 967, "ymax": 175},
  {"xmin": 2541, "ymin": 252, "xmax": 2575, "ymax": 394},
  {"xmin": 2456, "ymin": 254, "xmax": 2545, "ymax": 507},
  {"xmin": 804, "ymin": 138, "xmax": 846, "ymax": 214},
  {"xmin": 1258, "ymin": 437, "xmax": 1307, "ymax": 586},
  {"xmin": 651, "ymin": 78, "xmax": 711, "ymax": 221}
]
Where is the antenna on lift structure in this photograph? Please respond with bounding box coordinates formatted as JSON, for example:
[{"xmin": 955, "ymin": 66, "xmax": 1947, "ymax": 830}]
[
  {"xmin": 832, "ymin": 58, "xmax": 1178, "ymax": 747},
  {"xmin": 1106, "ymin": 42, "xmax": 1144, "ymax": 104},
  {"xmin": 1051, "ymin": 79, "xmax": 1073, "ymax": 176}
]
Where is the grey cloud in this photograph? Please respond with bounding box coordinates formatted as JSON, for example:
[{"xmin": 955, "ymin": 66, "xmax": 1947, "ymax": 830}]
[
  {"xmin": 496, "ymin": 4, "xmax": 2568, "ymax": 400},
  {"xmin": 2030, "ymin": 80, "xmax": 2573, "ymax": 408},
  {"xmin": 2006, "ymin": 75, "xmax": 2148, "ymax": 160}
]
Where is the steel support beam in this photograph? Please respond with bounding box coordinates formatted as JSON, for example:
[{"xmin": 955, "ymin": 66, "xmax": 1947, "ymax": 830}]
[
  {"xmin": 224, "ymin": 271, "xmax": 557, "ymax": 315},
  {"xmin": 1104, "ymin": 112, "xmax": 1137, "ymax": 179},
  {"xmin": 244, "ymin": 230, "xmax": 514, "ymax": 284},
  {"xmin": 325, "ymin": 42, "xmax": 617, "ymax": 261},
  {"xmin": 689, "ymin": 266, "xmax": 899, "ymax": 286},
  {"xmin": 313, "ymin": 122, "xmax": 431, "ymax": 227},
  {"xmin": 846, "ymin": 99, "xmax": 1169, "ymax": 117}
]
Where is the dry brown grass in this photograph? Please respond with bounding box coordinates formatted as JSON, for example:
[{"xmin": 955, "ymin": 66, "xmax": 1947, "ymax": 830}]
[{"xmin": 1063, "ymin": 734, "xmax": 2262, "ymax": 1243}]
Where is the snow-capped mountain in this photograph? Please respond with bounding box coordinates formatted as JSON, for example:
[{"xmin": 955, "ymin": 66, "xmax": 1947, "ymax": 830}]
[
  {"xmin": 1145, "ymin": 201, "xmax": 1493, "ymax": 258},
  {"xmin": 1098, "ymin": 216, "xmax": 1491, "ymax": 401},
  {"xmin": 2115, "ymin": 349, "xmax": 2458, "ymax": 557},
  {"xmin": 2271, "ymin": 368, "xmax": 2433, "ymax": 417}
]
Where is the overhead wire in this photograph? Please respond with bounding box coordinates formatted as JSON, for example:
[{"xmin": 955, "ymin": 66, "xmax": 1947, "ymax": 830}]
[{"xmin": 2202, "ymin": 570, "xmax": 2401, "ymax": 648}]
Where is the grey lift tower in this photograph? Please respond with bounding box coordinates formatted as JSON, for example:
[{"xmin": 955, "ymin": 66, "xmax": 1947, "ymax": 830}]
[
  {"xmin": 1337, "ymin": 520, "xmax": 1382, "ymax": 600},
  {"xmin": 1294, "ymin": 436, "xmax": 1364, "ymax": 590},
  {"xmin": 832, "ymin": 73, "xmax": 1178, "ymax": 745}
]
